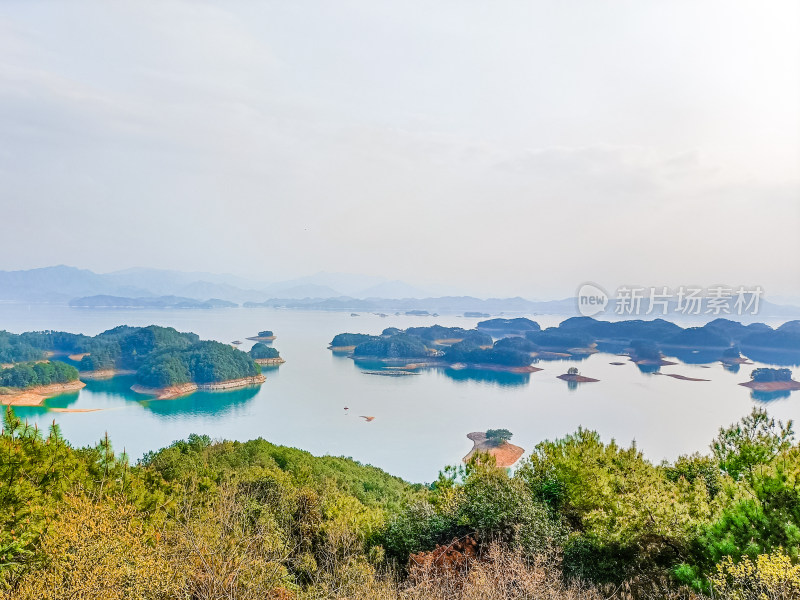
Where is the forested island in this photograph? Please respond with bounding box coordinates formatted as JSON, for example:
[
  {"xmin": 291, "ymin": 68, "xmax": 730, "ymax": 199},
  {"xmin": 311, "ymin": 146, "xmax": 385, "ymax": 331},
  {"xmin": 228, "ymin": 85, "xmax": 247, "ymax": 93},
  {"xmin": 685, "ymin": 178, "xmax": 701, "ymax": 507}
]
[
  {"xmin": 329, "ymin": 316, "xmax": 800, "ymax": 377},
  {"xmin": 330, "ymin": 323, "xmax": 539, "ymax": 373},
  {"xmin": 2, "ymin": 406, "xmax": 799, "ymax": 598},
  {"xmin": 740, "ymin": 367, "xmax": 800, "ymax": 392},
  {"xmin": 0, "ymin": 325, "xmax": 267, "ymax": 402},
  {"xmin": 249, "ymin": 342, "xmax": 285, "ymax": 366}
]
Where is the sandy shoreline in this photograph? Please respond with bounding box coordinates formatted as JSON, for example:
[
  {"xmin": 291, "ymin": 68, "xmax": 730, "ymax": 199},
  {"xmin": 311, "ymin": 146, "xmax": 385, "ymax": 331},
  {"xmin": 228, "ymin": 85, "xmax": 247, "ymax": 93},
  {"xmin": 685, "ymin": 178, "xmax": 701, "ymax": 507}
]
[
  {"xmin": 739, "ymin": 380, "xmax": 800, "ymax": 392},
  {"xmin": 131, "ymin": 374, "xmax": 267, "ymax": 400},
  {"xmin": 463, "ymin": 432, "xmax": 525, "ymax": 468},
  {"xmin": 246, "ymin": 335, "xmax": 276, "ymax": 342},
  {"xmin": 631, "ymin": 357, "xmax": 678, "ymax": 367},
  {"xmin": 656, "ymin": 373, "xmax": 710, "ymax": 382},
  {"xmin": 0, "ymin": 380, "xmax": 87, "ymax": 406},
  {"xmin": 557, "ymin": 374, "xmax": 600, "ymax": 383}
]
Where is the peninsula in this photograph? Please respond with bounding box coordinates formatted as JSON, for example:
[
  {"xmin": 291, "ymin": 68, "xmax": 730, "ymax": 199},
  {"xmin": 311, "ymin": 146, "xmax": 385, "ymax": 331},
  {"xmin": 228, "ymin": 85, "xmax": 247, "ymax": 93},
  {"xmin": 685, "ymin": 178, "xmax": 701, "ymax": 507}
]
[{"xmin": 0, "ymin": 361, "xmax": 84, "ymax": 406}]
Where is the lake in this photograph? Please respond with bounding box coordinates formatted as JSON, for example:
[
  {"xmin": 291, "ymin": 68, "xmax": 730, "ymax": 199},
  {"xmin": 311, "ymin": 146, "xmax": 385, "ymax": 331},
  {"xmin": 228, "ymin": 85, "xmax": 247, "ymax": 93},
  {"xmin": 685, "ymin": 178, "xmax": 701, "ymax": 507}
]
[{"xmin": 2, "ymin": 303, "xmax": 798, "ymax": 483}]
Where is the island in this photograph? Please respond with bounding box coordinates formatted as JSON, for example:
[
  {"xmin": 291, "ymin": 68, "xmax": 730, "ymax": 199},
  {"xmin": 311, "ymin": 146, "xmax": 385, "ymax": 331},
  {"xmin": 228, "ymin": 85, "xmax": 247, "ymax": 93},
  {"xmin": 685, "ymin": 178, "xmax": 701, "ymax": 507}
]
[
  {"xmin": 739, "ymin": 367, "xmax": 800, "ymax": 392},
  {"xmin": 0, "ymin": 361, "xmax": 85, "ymax": 406},
  {"xmin": 477, "ymin": 317, "xmax": 541, "ymax": 334},
  {"xmin": 130, "ymin": 339, "xmax": 265, "ymax": 399},
  {"xmin": 557, "ymin": 367, "xmax": 599, "ymax": 383},
  {"xmin": 328, "ymin": 333, "xmax": 379, "ymax": 352},
  {"xmin": 0, "ymin": 325, "xmax": 269, "ymax": 402},
  {"xmin": 249, "ymin": 342, "xmax": 285, "ymax": 366},
  {"xmin": 330, "ymin": 325, "xmax": 541, "ymax": 373},
  {"xmin": 246, "ymin": 330, "xmax": 277, "ymax": 342},
  {"xmin": 462, "ymin": 429, "xmax": 525, "ymax": 468}
]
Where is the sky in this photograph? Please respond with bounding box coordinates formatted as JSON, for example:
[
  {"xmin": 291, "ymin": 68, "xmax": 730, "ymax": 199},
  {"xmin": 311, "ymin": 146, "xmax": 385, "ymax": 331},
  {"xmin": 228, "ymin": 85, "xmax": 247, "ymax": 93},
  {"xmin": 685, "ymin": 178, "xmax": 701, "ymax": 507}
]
[{"xmin": 1, "ymin": 0, "xmax": 798, "ymax": 300}]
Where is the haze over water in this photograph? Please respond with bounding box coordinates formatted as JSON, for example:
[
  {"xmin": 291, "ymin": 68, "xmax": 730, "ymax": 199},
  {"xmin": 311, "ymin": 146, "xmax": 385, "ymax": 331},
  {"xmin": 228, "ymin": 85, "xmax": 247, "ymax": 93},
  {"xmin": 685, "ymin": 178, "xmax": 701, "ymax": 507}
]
[{"xmin": 3, "ymin": 303, "xmax": 797, "ymax": 482}]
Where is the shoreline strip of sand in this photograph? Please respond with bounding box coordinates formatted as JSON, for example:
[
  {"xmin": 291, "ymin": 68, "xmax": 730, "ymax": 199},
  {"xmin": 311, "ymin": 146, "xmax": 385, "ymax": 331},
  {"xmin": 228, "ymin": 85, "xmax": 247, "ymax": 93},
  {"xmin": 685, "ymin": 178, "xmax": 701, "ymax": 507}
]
[{"xmin": 131, "ymin": 374, "xmax": 267, "ymax": 400}]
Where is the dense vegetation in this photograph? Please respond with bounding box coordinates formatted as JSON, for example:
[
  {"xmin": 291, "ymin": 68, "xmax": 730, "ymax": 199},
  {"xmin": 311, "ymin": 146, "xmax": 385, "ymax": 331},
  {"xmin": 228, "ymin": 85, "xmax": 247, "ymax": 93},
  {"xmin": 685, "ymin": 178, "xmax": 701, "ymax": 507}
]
[
  {"xmin": 524, "ymin": 329, "xmax": 594, "ymax": 350},
  {"xmin": 0, "ymin": 361, "xmax": 78, "ymax": 389},
  {"xmin": 0, "ymin": 325, "xmax": 261, "ymax": 389},
  {"xmin": 443, "ymin": 340, "xmax": 533, "ymax": 367},
  {"xmin": 477, "ymin": 317, "xmax": 541, "ymax": 332},
  {"xmin": 353, "ymin": 334, "xmax": 429, "ymax": 359},
  {"xmin": 330, "ymin": 333, "xmax": 378, "ymax": 348},
  {"xmin": 250, "ymin": 342, "xmax": 281, "ymax": 360},
  {"xmin": 3, "ymin": 407, "xmax": 800, "ymax": 599},
  {"xmin": 257, "ymin": 330, "xmax": 274, "ymax": 337},
  {"xmin": 136, "ymin": 340, "xmax": 261, "ymax": 387},
  {"xmin": 334, "ymin": 317, "xmax": 800, "ymax": 366}
]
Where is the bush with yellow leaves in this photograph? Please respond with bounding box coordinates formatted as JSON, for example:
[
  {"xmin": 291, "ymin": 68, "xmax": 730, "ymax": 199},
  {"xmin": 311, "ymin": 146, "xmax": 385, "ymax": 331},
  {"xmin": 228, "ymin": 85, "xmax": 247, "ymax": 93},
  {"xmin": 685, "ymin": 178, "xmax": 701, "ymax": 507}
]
[{"xmin": 710, "ymin": 550, "xmax": 800, "ymax": 600}]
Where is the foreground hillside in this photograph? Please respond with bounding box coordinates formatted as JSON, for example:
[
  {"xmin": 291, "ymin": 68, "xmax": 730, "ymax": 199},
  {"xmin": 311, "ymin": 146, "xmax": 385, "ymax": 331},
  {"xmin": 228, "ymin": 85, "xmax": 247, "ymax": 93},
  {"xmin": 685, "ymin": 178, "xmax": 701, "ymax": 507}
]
[{"xmin": 1, "ymin": 406, "xmax": 799, "ymax": 599}]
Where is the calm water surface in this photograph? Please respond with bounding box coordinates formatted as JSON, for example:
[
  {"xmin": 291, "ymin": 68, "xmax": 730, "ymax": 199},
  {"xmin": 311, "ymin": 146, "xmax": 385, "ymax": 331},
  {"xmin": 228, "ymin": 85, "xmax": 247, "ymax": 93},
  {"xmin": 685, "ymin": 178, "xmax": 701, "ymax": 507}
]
[{"xmin": 3, "ymin": 304, "xmax": 798, "ymax": 483}]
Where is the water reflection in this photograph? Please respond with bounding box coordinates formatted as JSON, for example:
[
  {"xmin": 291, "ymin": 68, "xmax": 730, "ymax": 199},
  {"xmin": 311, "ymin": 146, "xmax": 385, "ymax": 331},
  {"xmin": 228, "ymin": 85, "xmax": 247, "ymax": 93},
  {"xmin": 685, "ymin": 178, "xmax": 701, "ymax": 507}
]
[
  {"xmin": 741, "ymin": 349, "xmax": 800, "ymax": 367},
  {"xmin": 750, "ymin": 389, "xmax": 793, "ymax": 403},
  {"xmin": 662, "ymin": 347, "xmax": 724, "ymax": 365},
  {"xmin": 440, "ymin": 367, "xmax": 530, "ymax": 387},
  {"xmin": 138, "ymin": 386, "xmax": 261, "ymax": 417}
]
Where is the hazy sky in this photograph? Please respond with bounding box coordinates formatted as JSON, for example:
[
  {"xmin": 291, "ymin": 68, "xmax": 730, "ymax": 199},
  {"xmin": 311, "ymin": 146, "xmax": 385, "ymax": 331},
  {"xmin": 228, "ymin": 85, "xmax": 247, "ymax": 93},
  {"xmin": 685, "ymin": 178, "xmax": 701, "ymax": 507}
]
[{"xmin": 1, "ymin": 1, "xmax": 798, "ymax": 299}]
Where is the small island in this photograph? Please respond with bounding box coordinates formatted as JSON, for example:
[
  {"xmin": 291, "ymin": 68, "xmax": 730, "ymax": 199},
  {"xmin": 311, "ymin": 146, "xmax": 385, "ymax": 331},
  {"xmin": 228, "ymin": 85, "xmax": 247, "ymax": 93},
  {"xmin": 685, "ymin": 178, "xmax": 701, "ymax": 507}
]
[
  {"xmin": 557, "ymin": 367, "xmax": 599, "ymax": 383},
  {"xmin": 249, "ymin": 342, "xmax": 285, "ymax": 366},
  {"xmin": 246, "ymin": 330, "xmax": 277, "ymax": 342},
  {"xmin": 739, "ymin": 367, "xmax": 800, "ymax": 392},
  {"xmin": 463, "ymin": 429, "xmax": 525, "ymax": 468}
]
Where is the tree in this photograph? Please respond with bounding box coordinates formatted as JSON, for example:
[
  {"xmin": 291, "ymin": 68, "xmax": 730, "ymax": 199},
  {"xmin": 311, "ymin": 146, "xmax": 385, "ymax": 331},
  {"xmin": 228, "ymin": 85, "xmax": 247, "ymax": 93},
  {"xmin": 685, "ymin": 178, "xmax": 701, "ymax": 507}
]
[
  {"xmin": 750, "ymin": 367, "xmax": 793, "ymax": 382},
  {"xmin": 486, "ymin": 429, "xmax": 513, "ymax": 446},
  {"xmin": 567, "ymin": 367, "xmax": 579, "ymax": 376},
  {"xmin": 711, "ymin": 408, "xmax": 794, "ymax": 481}
]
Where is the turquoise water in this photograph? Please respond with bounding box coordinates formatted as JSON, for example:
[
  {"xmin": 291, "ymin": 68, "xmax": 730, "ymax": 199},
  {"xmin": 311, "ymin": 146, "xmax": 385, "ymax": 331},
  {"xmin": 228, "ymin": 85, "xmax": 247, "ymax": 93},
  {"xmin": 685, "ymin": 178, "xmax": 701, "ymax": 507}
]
[{"xmin": 2, "ymin": 304, "xmax": 798, "ymax": 483}]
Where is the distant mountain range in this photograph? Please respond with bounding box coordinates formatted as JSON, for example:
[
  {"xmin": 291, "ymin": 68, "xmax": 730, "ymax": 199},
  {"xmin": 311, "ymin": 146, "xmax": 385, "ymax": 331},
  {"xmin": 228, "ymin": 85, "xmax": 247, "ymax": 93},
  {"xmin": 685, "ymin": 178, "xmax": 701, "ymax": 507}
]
[
  {"xmin": 2, "ymin": 266, "xmax": 799, "ymax": 319},
  {"xmin": 68, "ymin": 295, "xmax": 238, "ymax": 309},
  {"xmin": 0, "ymin": 266, "xmax": 434, "ymax": 304}
]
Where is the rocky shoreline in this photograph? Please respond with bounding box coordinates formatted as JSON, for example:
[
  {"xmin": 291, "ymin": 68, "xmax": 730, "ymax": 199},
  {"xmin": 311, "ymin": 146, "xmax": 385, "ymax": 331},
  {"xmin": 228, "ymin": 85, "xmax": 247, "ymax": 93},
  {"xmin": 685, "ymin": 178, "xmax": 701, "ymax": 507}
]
[
  {"xmin": 131, "ymin": 374, "xmax": 267, "ymax": 400},
  {"xmin": 254, "ymin": 357, "xmax": 285, "ymax": 366},
  {"xmin": 246, "ymin": 335, "xmax": 276, "ymax": 342},
  {"xmin": 0, "ymin": 380, "xmax": 87, "ymax": 406}
]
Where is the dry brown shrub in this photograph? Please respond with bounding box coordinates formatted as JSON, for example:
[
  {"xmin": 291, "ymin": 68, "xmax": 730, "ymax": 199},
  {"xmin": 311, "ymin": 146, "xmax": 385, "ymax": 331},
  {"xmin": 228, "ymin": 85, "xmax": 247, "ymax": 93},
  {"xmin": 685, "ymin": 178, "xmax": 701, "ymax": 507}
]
[{"xmin": 3, "ymin": 494, "xmax": 186, "ymax": 600}]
